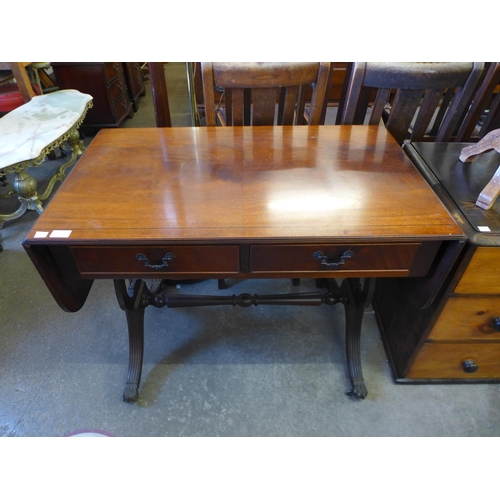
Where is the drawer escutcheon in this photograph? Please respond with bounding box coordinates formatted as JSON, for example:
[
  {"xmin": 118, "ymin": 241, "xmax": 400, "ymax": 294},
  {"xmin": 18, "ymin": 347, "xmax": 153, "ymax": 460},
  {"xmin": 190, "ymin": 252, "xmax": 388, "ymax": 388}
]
[
  {"xmin": 136, "ymin": 252, "xmax": 175, "ymax": 270},
  {"xmin": 314, "ymin": 250, "xmax": 354, "ymax": 268}
]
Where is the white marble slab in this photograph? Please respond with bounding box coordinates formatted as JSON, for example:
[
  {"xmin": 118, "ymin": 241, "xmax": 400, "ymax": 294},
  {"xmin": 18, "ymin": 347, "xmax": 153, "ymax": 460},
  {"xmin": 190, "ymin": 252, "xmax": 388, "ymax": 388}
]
[{"xmin": 0, "ymin": 89, "xmax": 92, "ymax": 170}]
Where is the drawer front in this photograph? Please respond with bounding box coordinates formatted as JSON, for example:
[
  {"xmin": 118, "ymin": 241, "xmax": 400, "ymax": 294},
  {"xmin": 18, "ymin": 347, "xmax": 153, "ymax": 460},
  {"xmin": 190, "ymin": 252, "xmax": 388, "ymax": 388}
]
[
  {"xmin": 107, "ymin": 76, "xmax": 128, "ymax": 104},
  {"xmin": 125, "ymin": 62, "xmax": 142, "ymax": 85},
  {"xmin": 70, "ymin": 245, "xmax": 239, "ymax": 275},
  {"xmin": 429, "ymin": 297, "xmax": 500, "ymax": 341},
  {"xmin": 407, "ymin": 342, "xmax": 500, "ymax": 379},
  {"xmin": 103, "ymin": 62, "xmax": 123, "ymax": 83},
  {"xmin": 111, "ymin": 95, "xmax": 132, "ymax": 121},
  {"xmin": 455, "ymin": 247, "xmax": 500, "ymax": 294},
  {"xmin": 250, "ymin": 243, "xmax": 420, "ymax": 274}
]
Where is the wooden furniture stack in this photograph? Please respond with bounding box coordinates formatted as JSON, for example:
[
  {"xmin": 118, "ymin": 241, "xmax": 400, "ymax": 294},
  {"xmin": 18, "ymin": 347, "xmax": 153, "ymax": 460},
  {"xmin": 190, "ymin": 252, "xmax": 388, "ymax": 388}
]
[
  {"xmin": 0, "ymin": 63, "xmax": 35, "ymax": 113},
  {"xmin": 52, "ymin": 63, "xmax": 144, "ymax": 129},
  {"xmin": 375, "ymin": 140, "xmax": 500, "ymax": 381},
  {"xmin": 0, "ymin": 63, "xmax": 35, "ymax": 101}
]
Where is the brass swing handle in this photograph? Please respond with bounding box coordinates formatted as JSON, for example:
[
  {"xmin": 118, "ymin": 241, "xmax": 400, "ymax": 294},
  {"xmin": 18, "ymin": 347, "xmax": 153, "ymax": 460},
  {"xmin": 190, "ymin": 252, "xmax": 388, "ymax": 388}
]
[
  {"xmin": 314, "ymin": 250, "xmax": 354, "ymax": 268},
  {"xmin": 136, "ymin": 252, "xmax": 176, "ymax": 269}
]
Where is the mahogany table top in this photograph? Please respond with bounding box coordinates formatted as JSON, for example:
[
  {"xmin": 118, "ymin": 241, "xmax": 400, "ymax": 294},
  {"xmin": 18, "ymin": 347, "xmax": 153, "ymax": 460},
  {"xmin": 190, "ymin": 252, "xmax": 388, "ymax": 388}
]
[{"xmin": 24, "ymin": 125, "xmax": 463, "ymax": 244}]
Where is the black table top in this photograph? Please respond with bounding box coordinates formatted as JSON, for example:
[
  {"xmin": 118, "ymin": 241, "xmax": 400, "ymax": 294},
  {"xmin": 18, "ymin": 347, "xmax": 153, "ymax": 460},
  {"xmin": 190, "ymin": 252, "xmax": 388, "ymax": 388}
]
[{"xmin": 411, "ymin": 142, "xmax": 500, "ymax": 235}]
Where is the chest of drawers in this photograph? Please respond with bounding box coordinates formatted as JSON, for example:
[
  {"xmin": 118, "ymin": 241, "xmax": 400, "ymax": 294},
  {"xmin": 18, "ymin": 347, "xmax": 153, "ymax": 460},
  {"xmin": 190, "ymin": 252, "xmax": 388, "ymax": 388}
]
[
  {"xmin": 375, "ymin": 142, "xmax": 500, "ymax": 382},
  {"xmin": 123, "ymin": 62, "xmax": 146, "ymax": 112},
  {"xmin": 52, "ymin": 63, "xmax": 134, "ymax": 129}
]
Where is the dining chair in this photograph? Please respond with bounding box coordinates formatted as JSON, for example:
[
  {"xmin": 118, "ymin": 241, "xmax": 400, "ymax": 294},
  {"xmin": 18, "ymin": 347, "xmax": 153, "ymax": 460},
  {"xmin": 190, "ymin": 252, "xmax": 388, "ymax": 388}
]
[
  {"xmin": 201, "ymin": 62, "xmax": 333, "ymax": 127},
  {"xmin": 337, "ymin": 62, "xmax": 484, "ymax": 145},
  {"xmin": 455, "ymin": 62, "xmax": 500, "ymax": 142}
]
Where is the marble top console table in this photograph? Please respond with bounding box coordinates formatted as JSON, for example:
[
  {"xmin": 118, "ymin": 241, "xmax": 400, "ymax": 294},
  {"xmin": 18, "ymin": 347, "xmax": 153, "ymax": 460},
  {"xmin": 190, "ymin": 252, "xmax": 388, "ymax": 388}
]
[{"xmin": 0, "ymin": 89, "xmax": 93, "ymax": 250}]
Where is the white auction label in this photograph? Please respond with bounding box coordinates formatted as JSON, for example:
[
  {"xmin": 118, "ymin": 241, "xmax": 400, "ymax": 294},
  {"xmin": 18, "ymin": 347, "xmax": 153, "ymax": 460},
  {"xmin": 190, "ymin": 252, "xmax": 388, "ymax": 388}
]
[{"xmin": 49, "ymin": 230, "xmax": 72, "ymax": 238}]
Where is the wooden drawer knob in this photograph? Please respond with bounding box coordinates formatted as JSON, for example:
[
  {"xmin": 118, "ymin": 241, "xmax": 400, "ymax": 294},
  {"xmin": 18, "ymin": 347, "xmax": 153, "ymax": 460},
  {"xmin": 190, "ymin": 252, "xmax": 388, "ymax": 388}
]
[
  {"xmin": 462, "ymin": 359, "xmax": 479, "ymax": 373},
  {"xmin": 493, "ymin": 317, "xmax": 500, "ymax": 332}
]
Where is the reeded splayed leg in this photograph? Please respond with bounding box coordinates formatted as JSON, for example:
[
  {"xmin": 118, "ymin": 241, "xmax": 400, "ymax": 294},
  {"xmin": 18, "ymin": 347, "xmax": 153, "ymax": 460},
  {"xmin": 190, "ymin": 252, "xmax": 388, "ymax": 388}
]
[
  {"xmin": 341, "ymin": 278, "xmax": 375, "ymax": 400},
  {"xmin": 123, "ymin": 307, "xmax": 145, "ymax": 403},
  {"xmin": 114, "ymin": 279, "xmax": 147, "ymax": 403}
]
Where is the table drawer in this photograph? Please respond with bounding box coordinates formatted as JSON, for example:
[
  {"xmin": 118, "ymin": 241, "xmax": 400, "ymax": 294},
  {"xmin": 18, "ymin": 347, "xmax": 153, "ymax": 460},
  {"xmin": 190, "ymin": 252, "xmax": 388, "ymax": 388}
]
[
  {"xmin": 455, "ymin": 247, "xmax": 500, "ymax": 294},
  {"xmin": 406, "ymin": 342, "xmax": 500, "ymax": 379},
  {"xmin": 250, "ymin": 243, "xmax": 421, "ymax": 274},
  {"xmin": 70, "ymin": 245, "xmax": 239, "ymax": 276},
  {"xmin": 429, "ymin": 297, "xmax": 500, "ymax": 342}
]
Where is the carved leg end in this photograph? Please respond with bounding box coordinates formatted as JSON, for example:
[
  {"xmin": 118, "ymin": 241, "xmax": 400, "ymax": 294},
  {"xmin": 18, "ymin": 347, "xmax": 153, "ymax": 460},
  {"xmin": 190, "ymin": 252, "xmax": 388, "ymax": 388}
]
[
  {"xmin": 346, "ymin": 378, "xmax": 367, "ymax": 400},
  {"xmin": 123, "ymin": 383, "xmax": 139, "ymax": 403}
]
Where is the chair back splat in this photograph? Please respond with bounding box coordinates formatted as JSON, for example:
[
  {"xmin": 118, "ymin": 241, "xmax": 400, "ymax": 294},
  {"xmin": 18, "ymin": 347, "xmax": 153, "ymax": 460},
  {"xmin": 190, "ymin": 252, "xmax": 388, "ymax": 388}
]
[
  {"xmin": 338, "ymin": 62, "xmax": 484, "ymax": 145},
  {"xmin": 455, "ymin": 62, "xmax": 500, "ymax": 142},
  {"xmin": 201, "ymin": 62, "xmax": 333, "ymax": 127}
]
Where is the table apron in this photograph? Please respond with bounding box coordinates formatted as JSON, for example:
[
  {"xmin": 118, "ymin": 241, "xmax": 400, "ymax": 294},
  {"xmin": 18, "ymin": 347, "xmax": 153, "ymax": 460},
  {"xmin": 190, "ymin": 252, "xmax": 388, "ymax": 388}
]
[{"xmin": 66, "ymin": 240, "xmax": 441, "ymax": 279}]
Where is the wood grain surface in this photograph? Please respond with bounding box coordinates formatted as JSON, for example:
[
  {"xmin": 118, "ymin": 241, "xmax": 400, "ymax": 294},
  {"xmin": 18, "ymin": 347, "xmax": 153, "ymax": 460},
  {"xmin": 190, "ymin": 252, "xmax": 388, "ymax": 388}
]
[{"xmin": 25, "ymin": 125, "xmax": 462, "ymax": 243}]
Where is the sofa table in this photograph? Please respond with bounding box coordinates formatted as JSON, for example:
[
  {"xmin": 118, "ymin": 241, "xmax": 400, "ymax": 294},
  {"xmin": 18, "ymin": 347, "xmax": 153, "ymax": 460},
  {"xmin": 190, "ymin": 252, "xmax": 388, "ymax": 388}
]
[
  {"xmin": 375, "ymin": 141, "xmax": 500, "ymax": 382},
  {"xmin": 22, "ymin": 125, "xmax": 464, "ymax": 402}
]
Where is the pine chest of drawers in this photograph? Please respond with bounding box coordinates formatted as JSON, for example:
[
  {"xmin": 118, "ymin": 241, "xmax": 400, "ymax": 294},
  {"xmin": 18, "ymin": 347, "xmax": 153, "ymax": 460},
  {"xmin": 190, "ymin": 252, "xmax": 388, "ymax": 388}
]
[{"xmin": 374, "ymin": 142, "xmax": 500, "ymax": 382}]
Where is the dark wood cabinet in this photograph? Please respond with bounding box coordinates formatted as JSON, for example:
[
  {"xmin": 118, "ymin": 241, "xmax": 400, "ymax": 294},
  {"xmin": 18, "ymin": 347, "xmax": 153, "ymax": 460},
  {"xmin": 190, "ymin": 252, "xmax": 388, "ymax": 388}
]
[
  {"xmin": 52, "ymin": 62, "xmax": 137, "ymax": 129},
  {"xmin": 122, "ymin": 62, "xmax": 146, "ymax": 112},
  {"xmin": 375, "ymin": 141, "xmax": 500, "ymax": 382}
]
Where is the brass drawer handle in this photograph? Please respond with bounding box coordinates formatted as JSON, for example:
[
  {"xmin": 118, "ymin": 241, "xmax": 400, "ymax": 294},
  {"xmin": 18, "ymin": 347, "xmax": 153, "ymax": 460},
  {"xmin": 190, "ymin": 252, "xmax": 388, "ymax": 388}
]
[
  {"xmin": 136, "ymin": 252, "xmax": 175, "ymax": 269},
  {"xmin": 462, "ymin": 359, "xmax": 479, "ymax": 374},
  {"xmin": 314, "ymin": 250, "xmax": 354, "ymax": 268}
]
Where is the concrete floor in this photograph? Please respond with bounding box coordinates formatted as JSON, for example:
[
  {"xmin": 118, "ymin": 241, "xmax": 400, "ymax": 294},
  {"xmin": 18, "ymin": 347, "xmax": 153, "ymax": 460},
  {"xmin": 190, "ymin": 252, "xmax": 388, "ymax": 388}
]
[{"xmin": 1, "ymin": 63, "xmax": 500, "ymax": 437}]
